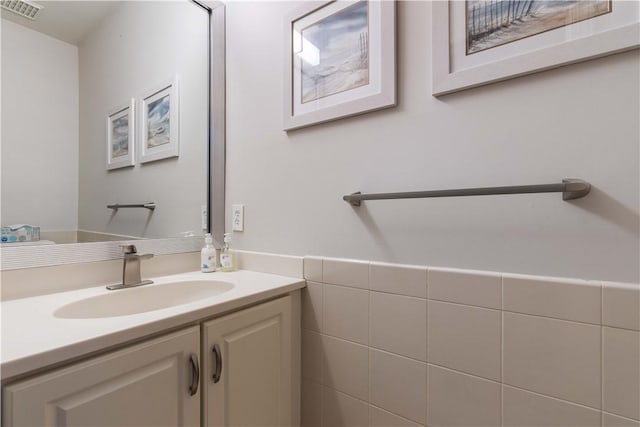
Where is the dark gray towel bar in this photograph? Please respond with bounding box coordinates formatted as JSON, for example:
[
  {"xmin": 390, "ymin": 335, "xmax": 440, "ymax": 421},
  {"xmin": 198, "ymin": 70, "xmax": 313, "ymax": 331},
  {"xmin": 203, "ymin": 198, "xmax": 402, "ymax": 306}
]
[{"xmin": 343, "ymin": 179, "xmax": 590, "ymax": 207}]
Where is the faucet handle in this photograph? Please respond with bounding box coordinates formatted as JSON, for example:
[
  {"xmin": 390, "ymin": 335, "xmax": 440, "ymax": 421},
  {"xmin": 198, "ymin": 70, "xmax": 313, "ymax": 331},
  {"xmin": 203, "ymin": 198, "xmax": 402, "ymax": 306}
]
[{"xmin": 120, "ymin": 244, "xmax": 137, "ymax": 254}]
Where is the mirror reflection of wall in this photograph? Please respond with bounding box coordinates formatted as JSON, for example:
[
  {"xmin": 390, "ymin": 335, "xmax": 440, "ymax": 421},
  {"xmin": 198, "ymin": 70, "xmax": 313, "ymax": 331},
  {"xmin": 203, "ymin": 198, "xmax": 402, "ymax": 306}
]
[{"xmin": 1, "ymin": 1, "xmax": 208, "ymax": 245}]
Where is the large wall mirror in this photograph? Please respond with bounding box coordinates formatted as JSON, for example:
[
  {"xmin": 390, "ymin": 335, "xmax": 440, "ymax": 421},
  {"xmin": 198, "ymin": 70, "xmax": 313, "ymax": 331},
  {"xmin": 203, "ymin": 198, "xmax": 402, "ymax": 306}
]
[{"xmin": 0, "ymin": 0, "xmax": 225, "ymax": 270}]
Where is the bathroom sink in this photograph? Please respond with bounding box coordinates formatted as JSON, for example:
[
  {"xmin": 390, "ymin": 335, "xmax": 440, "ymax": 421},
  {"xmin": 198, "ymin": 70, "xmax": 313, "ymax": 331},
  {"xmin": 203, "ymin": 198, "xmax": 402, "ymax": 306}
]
[{"xmin": 54, "ymin": 280, "xmax": 235, "ymax": 319}]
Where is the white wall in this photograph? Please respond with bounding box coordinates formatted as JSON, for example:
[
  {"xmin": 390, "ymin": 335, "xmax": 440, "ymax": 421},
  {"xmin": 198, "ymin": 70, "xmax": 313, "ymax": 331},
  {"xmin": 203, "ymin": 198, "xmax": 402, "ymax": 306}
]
[
  {"xmin": 1, "ymin": 19, "xmax": 79, "ymax": 231},
  {"xmin": 225, "ymin": 1, "xmax": 640, "ymax": 283},
  {"xmin": 77, "ymin": 1, "xmax": 208, "ymax": 238}
]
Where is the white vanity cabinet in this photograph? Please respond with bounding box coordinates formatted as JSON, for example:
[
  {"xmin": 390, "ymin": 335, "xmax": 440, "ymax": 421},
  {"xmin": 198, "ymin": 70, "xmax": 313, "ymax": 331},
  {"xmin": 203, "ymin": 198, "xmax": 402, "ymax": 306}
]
[
  {"xmin": 202, "ymin": 295, "xmax": 295, "ymax": 427},
  {"xmin": 2, "ymin": 293, "xmax": 300, "ymax": 427},
  {"xmin": 2, "ymin": 326, "xmax": 201, "ymax": 427}
]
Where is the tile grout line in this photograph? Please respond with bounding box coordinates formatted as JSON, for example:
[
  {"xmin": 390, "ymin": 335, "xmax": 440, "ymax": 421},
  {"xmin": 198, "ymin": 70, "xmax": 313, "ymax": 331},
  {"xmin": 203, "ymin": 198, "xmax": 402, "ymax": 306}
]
[
  {"xmin": 599, "ymin": 324, "xmax": 640, "ymax": 334},
  {"xmin": 369, "ymin": 402, "xmax": 426, "ymax": 427},
  {"xmin": 601, "ymin": 411, "xmax": 640, "ymax": 423},
  {"xmin": 601, "ymin": 282, "xmax": 604, "ymax": 427},
  {"xmin": 501, "ymin": 308, "xmax": 602, "ymax": 328},
  {"xmin": 320, "ymin": 258, "xmax": 324, "ymax": 427},
  {"xmin": 428, "ymin": 297, "xmax": 607, "ymax": 328},
  {"xmin": 428, "ymin": 362, "xmax": 502, "ymax": 385},
  {"xmin": 368, "ymin": 287, "xmax": 428, "ymax": 299},
  {"xmin": 320, "ymin": 281, "xmax": 325, "ymax": 386},
  {"xmin": 501, "ymin": 274, "xmax": 505, "ymax": 427},
  {"xmin": 368, "ymin": 284, "xmax": 372, "ymax": 407},
  {"xmin": 502, "ymin": 382, "xmax": 606, "ymax": 414},
  {"xmin": 600, "ymin": 283, "xmax": 604, "ymax": 426},
  {"xmin": 426, "ymin": 268, "xmax": 429, "ymax": 427},
  {"xmin": 367, "ymin": 265, "xmax": 372, "ymax": 424}
]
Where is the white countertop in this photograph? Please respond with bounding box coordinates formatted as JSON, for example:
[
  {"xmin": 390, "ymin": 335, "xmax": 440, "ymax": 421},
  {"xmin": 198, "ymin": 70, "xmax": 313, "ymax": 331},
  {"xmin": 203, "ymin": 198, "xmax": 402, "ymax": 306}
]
[{"xmin": 1, "ymin": 270, "xmax": 305, "ymax": 381}]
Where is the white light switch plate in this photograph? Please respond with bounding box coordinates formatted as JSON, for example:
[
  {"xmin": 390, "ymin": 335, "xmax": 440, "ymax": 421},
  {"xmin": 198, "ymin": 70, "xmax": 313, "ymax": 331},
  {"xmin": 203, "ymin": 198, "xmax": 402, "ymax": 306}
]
[
  {"xmin": 201, "ymin": 205, "xmax": 208, "ymax": 231},
  {"xmin": 232, "ymin": 204, "xmax": 244, "ymax": 231}
]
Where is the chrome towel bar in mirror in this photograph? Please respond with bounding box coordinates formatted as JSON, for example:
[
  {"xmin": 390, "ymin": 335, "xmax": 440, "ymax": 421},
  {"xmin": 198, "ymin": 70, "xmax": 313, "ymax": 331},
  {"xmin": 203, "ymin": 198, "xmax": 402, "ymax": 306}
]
[{"xmin": 107, "ymin": 203, "xmax": 156, "ymax": 210}]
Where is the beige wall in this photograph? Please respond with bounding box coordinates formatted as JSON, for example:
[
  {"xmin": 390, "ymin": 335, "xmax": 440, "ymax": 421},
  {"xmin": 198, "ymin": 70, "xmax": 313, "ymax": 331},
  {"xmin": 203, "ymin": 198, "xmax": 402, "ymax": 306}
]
[{"xmin": 224, "ymin": 1, "xmax": 640, "ymax": 283}]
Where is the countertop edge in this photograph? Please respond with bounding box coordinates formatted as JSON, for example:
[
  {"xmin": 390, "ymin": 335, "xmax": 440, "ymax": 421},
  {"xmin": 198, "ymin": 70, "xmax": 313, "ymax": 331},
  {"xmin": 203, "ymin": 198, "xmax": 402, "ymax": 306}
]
[{"xmin": 1, "ymin": 274, "xmax": 305, "ymax": 383}]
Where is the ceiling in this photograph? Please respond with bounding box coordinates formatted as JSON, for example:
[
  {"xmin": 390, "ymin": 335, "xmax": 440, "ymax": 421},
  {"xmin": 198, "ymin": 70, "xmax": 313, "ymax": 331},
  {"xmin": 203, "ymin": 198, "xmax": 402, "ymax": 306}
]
[{"xmin": 1, "ymin": 1, "xmax": 120, "ymax": 45}]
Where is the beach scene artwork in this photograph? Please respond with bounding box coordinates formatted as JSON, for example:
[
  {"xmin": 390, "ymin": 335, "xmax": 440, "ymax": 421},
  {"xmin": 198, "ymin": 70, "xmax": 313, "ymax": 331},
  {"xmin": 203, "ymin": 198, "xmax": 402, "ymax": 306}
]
[
  {"xmin": 300, "ymin": 1, "xmax": 370, "ymax": 103},
  {"xmin": 146, "ymin": 94, "xmax": 171, "ymax": 148},
  {"xmin": 466, "ymin": 0, "xmax": 611, "ymax": 54},
  {"xmin": 110, "ymin": 114, "xmax": 129, "ymax": 158}
]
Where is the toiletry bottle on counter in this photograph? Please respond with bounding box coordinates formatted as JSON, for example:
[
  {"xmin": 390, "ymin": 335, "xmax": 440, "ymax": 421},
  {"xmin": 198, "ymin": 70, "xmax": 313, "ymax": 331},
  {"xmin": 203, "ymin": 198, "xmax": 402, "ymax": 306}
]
[
  {"xmin": 201, "ymin": 233, "xmax": 216, "ymax": 273},
  {"xmin": 220, "ymin": 233, "xmax": 235, "ymax": 272}
]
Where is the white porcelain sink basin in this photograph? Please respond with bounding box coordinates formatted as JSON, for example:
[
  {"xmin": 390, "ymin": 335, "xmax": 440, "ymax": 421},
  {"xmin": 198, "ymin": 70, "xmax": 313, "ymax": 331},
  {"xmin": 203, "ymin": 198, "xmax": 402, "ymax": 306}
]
[{"xmin": 54, "ymin": 280, "xmax": 235, "ymax": 319}]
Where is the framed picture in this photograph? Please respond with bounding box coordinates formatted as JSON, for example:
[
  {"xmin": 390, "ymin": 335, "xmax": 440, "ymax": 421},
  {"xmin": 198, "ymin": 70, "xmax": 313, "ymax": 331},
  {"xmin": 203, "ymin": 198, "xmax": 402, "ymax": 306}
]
[
  {"xmin": 284, "ymin": 0, "xmax": 396, "ymax": 131},
  {"xmin": 106, "ymin": 100, "xmax": 135, "ymax": 170},
  {"xmin": 432, "ymin": 0, "xmax": 639, "ymax": 96},
  {"xmin": 138, "ymin": 77, "xmax": 179, "ymax": 163}
]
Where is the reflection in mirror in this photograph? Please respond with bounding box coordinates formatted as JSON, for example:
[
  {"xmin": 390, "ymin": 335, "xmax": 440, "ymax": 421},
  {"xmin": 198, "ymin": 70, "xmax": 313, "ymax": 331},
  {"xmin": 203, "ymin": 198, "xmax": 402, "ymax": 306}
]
[
  {"xmin": 1, "ymin": 0, "xmax": 212, "ymax": 247},
  {"xmin": 0, "ymin": 0, "xmax": 225, "ymax": 271}
]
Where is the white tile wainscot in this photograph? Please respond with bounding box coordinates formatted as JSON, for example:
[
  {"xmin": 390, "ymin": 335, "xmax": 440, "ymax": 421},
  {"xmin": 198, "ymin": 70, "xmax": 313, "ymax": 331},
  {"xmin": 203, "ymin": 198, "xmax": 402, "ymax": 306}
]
[{"xmin": 300, "ymin": 255, "xmax": 640, "ymax": 427}]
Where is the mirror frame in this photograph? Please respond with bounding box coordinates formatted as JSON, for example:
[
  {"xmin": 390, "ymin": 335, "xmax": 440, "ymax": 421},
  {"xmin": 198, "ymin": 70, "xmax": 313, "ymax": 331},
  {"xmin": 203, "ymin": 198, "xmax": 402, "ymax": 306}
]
[{"xmin": 0, "ymin": 1, "xmax": 225, "ymax": 271}]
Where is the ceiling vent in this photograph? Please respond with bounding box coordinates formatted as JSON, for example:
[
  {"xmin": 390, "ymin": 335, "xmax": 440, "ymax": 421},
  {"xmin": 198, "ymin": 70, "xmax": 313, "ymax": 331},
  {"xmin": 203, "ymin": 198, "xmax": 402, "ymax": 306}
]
[{"xmin": 1, "ymin": 0, "xmax": 43, "ymax": 20}]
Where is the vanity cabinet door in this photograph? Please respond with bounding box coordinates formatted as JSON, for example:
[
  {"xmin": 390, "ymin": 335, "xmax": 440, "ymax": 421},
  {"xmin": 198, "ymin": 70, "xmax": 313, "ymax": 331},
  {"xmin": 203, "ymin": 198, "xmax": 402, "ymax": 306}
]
[
  {"xmin": 203, "ymin": 295, "xmax": 295, "ymax": 427},
  {"xmin": 3, "ymin": 326, "xmax": 201, "ymax": 427}
]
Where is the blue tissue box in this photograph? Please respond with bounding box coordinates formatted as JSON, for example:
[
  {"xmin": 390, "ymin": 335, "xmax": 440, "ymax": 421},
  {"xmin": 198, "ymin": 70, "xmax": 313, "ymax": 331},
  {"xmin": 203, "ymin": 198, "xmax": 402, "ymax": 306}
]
[{"xmin": 1, "ymin": 225, "xmax": 40, "ymax": 243}]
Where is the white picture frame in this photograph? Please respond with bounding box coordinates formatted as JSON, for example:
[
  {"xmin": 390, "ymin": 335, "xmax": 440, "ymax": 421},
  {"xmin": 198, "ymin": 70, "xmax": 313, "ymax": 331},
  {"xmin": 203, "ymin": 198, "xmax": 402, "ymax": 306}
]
[
  {"xmin": 283, "ymin": 0, "xmax": 396, "ymax": 131},
  {"xmin": 106, "ymin": 100, "xmax": 135, "ymax": 170},
  {"xmin": 138, "ymin": 77, "xmax": 180, "ymax": 163},
  {"xmin": 432, "ymin": 0, "xmax": 640, "ymax": 96}
]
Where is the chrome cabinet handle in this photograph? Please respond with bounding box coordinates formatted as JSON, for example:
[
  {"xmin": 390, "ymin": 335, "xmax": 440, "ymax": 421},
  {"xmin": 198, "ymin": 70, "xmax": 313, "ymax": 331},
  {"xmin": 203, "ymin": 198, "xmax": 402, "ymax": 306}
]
[
  {"xmin": 189, "ymin": 354, "xmax": 200, "ymax": 396},
  {"xmin": 212, "ymin": 344, "xmax": 222, "ymax": 383}
]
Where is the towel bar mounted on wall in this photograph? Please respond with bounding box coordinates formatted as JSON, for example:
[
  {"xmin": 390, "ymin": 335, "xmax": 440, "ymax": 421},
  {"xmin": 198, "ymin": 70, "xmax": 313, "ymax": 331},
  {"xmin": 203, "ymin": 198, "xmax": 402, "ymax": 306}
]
[
  {"xmin": 343, "ymin": 179, "xmax": 591, "ymax": 207},
  {"xmin": 107, "ymin": 203, "xmax": 156, "ymax": 210}
]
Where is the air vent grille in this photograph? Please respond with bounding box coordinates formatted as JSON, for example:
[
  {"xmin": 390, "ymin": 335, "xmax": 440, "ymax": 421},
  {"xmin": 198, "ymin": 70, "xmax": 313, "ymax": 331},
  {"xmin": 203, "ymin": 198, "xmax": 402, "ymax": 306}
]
[{"xmin": 1, "ymin": 0, "xmax": 43, "ymax": 20}]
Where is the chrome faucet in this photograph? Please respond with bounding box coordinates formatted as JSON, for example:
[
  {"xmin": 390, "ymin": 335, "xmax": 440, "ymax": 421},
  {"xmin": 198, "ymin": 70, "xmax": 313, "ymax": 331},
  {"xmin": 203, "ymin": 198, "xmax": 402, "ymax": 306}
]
[{"xmin": 106, "ymin": 244, "xmax": 154, "ymax": 290}]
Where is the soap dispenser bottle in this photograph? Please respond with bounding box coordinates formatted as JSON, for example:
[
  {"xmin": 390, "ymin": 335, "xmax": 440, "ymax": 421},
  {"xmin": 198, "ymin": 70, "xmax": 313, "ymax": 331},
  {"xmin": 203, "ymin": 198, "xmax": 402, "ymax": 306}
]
[
  {"xmin": 201, "ymin": 233, "xmax": 217, "ymax": 273},
  {"xmin": 220, "ymin": 233, "xmax": 235, "ymax": 272}
]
